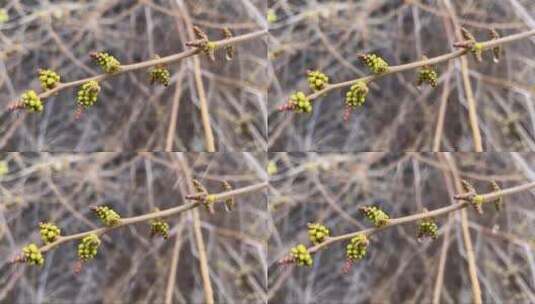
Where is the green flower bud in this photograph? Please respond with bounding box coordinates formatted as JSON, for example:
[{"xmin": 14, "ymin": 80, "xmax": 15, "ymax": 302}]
[
  {"xmin": 21, "ymin": 90, "xmax": 44, "ymax": 112},
  {"xmin": 91, "ymin": 52, "xmax": 121, "ymax": 73},
  {"xmin": 359, "ymin": 206, "xmax": 389, "ymax": 227},
  {"xmin": 359, "ymin": 54, "xmax": 389, "ymax": 74},
  {"xmin": 39, "ymin": 222, "xmax": 61, "ymax": 244},
  {"xmin": 76, "ymin": 80, "xmax": 101, "ymax": 108},
  {"xmin": 307, "ymin": 70, "xmax": 329, "ymax": 91},
  {"xmin": 288, "ymin": 91, "xmax": 312, "ymax": 113},
  {"xmin": 307, "ymin": 223, "xmax": 330, "ymax": 245},
  {"xmin": 346, "ymin": 234, "xmax": 368, "ymax": 261},
  {"xmin": 417, "ymin": 66, "xmax": 438, "ymax": 88},
  {"xmin": 92, "ymin": 206, "xmax": 121, "ymax": 227},
  {"xmin": 38, "ymin": 69, "xmax": 61, "ymax": 90},
  {"xmin": 417, "ymin": 218, "xmax": 438, "ymax": 241},
  {"xmin": 149, "ymin": 66, "xmax": 171, "ymax": 86},
  {"xmin": 345, "ymin": 81, "xmax": 368, "ymax": 108},
  {"xmin": 290, "ymin": 244, "xmax": 313, "ymax": 267},
  {"xmin": 150, "ymin": 218, "xmax": 170, "ymax": 240},
  {"xmin": 77, "ymin": 234, "xmax": 101, "ymax": 262},
  {"xmin": 22, "ymin": 243, "xmax": 44, "ymax": 266}
]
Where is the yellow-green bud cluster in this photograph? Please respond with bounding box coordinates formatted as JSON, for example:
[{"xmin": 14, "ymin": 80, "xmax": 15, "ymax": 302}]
[
  {"xmin": 417, "ymin": 218, "xmax": 438, "ymax": 240},
  {"xmin": 93, "ymin": 206, "xmax": 121, "ymax": 227},
  {"xmin": 91, "ymin": 52, "xmax": 120, "ymax": 73},
  {"xmin": 417, "ymin": 67, "xmax": 438, "ymax": 88},
  {"xmin": 22, "ymin": 243, "xmax": 44, "ymax": 266},
  {"xmin": 39, "ymin": 222, "xmax": 61, "ymax": 244},
  {"xmin": 307, "ymin": 223, "xmax": 330, "ymax": 245},
  {"xmin": 150, "ymin": 218, "xmax": 169, "ymax": 240},
  {"xmin": 346, "ymin": 234, "xmax": 368, "ymax": 261},
  {"xmin": 149, "ymin": 66, "xmax": 171, "ymax": 87},
  {"xmin": 360, "ymin": 54, "xmax": 389, "ymax": 74},
  {"xmin": 77, "ymin": 234, "xmax": 100, "ymax": 262},
  {"xmin": 21, "ymin": 90, "xmax": 43, "ymax": 112},
  {"xmin": 359, "ymin": 206, "xmax": 389, "ymax": 227},
  {"xmin": 289, "ymin": 91, "xmax": 312, "ymax": 113},
  {"xmin": 290, "ymin": 244, "xmax": 313, "ymax": 266},
  {"xmin": 38, "ymin": 69, "xmax": 60, "ymax": 90},
  {"xmin": 307, "ymin": 70, "xmax": 329, "ymax": 91},
  {"xmin": 345, "ymin": 81, "xmax": 368, "ymax": 108},
  {"xmin": 77, "ymin": 80, "xmax": 100, "ymax": 108}
]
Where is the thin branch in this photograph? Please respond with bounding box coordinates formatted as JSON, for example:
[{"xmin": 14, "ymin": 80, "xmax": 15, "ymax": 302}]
[
  {"xmin": 34, "ymin": 181, "xmax": 268, "ymax": 254},
  {"xmin": 295, "ymin": 29, "xmax": 535, "ymax": 103},
  {"xmin": 443, "ymin": 152, "xmax": 482, "ymax": 304},
  {"xmin": 302, "ymin": 180, "xmax": 535, "ymax": 255},
  {"xmin": 177, "ymin": 152, "xmax": 214, "ymax": 304},
  {"xmin": 165, "ymin": 221, "xmax": 185, "ymax": 304},
  {"xmin": 444, "ymin": 0, "xmax": 483, "ymax": 151},
  {"xmin": 7, "ymin": 29, "xmax": 268, "ymax": 108}
]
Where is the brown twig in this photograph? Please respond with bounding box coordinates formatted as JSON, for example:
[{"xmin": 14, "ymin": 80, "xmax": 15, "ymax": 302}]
[
  {"xmin": 443, "ymin": 0, "xmax": 483, "ymax": 152},
  {"xmin": 297, "ymin": 180, "xmax": 535, "ymax": 255},
  {"xmin": 443, "ymin": 152, "xmax": 482, "ymax": 304},
  {"xmin": 293, "ymin": 29, "xmax": 535, "ymax": 103},
  {"xmin": 30, "ymin": 182, "xmax": 267, "ymax": 254},
  {"xmin": 6, "ymin": 29, "xmax": 268, "ymax": 109}
]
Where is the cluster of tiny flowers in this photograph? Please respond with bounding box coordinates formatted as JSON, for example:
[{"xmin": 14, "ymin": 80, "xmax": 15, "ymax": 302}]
[
  {"xmin": 345, "ymin": 81, "xmax": 368, "ymax": 108},
  {"xmin": 38, "ymin": 69, "xmax": 60, "ymax": 90},
  {"xmin": 150, "ymin": 218, "xmax": 169, "ymax": 240},
  {"xmin": 39, "ymin": 222, "xmax": 61, "ymax": 244},
  {"xmin": 77, "ymin": 80, "xmax": 100, "ymax": 108},
  {"xmin": 307, "ymin": 223, "xmax": 330, "ymax": 245},
  {"xmin": 359, "ymin": 54, "xmax": 389, "ymax": 74},
  {"xmin": 21, "ymin": 90, "xmax": 44, "ymax": 112},
  {"xmin": 22, "ymin": 244, "xmax": 44, "ymax": 266},
  {"xmin": 307, "ymin": 70, "xmax": 329, "ymax": 91},
  {"xmin": 77, "ymin": 234, "xmax": 101, "ymax": 262},
  {"xmin": 346, "ymin": 234, "xmax": 368, "ymax": 261},
  {"xmin": 92, "ymin": 206, "xmax": 121, "ymax": 227},
  {"xmin": 149, "ymin": 66, "xmax": 171, "ymax": 87},
  {"xmin": 417, "ymin": 218, "xmax": 438, "ymax": 241},
  {"xmin": 290, "ymin": 244, "xmax": 313, "ymax": 266},
  {"xmin": 288, "ymin": 92, "xmax": 312, "ymax": 113},
  {"xmin": 417, "ymin": 66, "xmax": 438, "ymax": 88},
  {"xmin": 359, "ymin": 206, "xmax": 390, "ymax": 227},
  {"xmin": 91, "ymin": 52, "xmax": 120, "ymax": 73}
]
